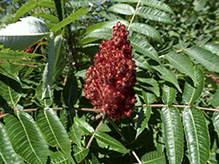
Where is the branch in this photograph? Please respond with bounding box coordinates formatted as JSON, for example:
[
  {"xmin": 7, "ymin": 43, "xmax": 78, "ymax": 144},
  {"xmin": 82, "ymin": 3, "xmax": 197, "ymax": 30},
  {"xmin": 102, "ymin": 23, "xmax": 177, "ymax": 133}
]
[
  {"xmin": 86, "ymin": 116, "xmax": 106, "ymax": 149},
  {"xmin": 127, "ymin": 0, "xmax": 141, "ymax": 30},
  {"xmin": 135, "ymin": 104, "xmax": 219, "ymax": 112}
]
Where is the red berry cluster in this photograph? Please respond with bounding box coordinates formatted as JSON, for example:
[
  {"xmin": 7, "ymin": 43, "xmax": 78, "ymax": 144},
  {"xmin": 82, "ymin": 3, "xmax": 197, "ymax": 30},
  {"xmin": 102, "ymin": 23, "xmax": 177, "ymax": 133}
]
[
  {"xmin": 24, "ymin": 38, "xmax": 46, "ymax": 53},
  {"xmin": 84, "ymin": 22, "xmax": 137, "ymax": 120}
]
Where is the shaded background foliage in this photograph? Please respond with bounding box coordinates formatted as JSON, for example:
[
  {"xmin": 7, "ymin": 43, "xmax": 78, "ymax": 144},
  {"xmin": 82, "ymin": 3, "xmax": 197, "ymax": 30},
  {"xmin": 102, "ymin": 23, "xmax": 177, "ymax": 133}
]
[{"xmin": 0, "ymin": 0, "xmax": 219, "ymax": 164}]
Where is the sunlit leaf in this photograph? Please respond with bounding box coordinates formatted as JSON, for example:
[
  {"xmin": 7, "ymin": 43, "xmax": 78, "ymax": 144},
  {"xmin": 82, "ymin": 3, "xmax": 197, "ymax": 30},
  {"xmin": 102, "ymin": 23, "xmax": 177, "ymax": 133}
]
[
  {"xmin": 141, "ymin": 151, "xmax": 167, "ymax": 164},
  {"xmin": 74, "ymin": 117, "xmax": 94, "ymax": 135},
  {"xmin": 73, "ymin": 145, "xmax": 89, "ymax": 163},
  {"xmin": 108, "ymin": 3, "xmax": 135, "ymax": 15},
  {"xmin": 0, "ymin": 17, "xmax": 50, "ymax": 50},
  {"xmin": 182, "ymin": 106, "xmax": 210, "ymax": 164},
  {"xmin": 161, "ymin": 106, "xmax": 184, "ymax": 164},
  {"xmin": 162, "ymin": 84, "xmax": 176, "ymax": 105}
]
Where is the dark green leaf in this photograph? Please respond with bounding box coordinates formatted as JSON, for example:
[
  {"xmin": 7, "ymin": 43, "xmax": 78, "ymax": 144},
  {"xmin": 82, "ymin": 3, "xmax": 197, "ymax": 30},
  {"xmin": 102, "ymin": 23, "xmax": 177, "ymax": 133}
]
[
  {"xmin": 0, "ymin": 122, "xmax": 23, "ymax": 164},
  {"xmin": 136, "ymin": 106, "xmax": 152, "ymax": 138},
  {"xmin": 133, "ymin": 52, "xmax": 152, "ymax": 71},
  {"xmin": 182, "ymin": 106, "xmax": 210, "ymax": 164},
  {"xmin": 182, "ymin": 66, "xmax": 204, "ymax": 105},
  {"xmin": 4, "ymin": 112, "xmax": 48, "ymax": 164},
  {"xmin": 63, "ymin": 74, "xmax": 78, "ymax": 108},
  {"xmin": 161, "ymin": 106, "xmax": 184, "ymax": 164},
  {"xmin": 36, "ymin": 108, "xmax": 74, "ymax": 163},
  {"xmin": 54, "ymin": 0, "xmax": 64, "ymax": 22},
  {"xmin": 162, "ymin": 84, "xmax": 176, "ymax": 105},
  {"xmin": 183, "ymin": 46, "xmax": 219, "ymax": 73},
  {"xmin": 94, "ymin": 131, "xmax": 129, "ymax": 154}
]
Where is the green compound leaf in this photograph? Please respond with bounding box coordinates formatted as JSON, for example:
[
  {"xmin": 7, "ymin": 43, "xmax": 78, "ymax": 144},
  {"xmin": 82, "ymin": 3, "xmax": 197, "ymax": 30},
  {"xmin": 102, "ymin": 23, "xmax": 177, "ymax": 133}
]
[
  {"xmin": 203, "ymin": 42, "xmax": 219, "ymax": 56},
  {"xmin": 182, "ymin": 66, "xmax": 204, "ymax": 105},
  {"xmin": 213, "ymin": 112, "xmax": 219, "ymax": 136},
  {"xmin": 131, "ymin": 23, "xmax": 162, "ymax": 43},
  {"xmin": 161, "ymin": 106, "xmax": 184, "ymax": 164},
  {"xmin": 183, "ymin": 46, "xmax": 219, "ymax": 73},
  {"xmin": 36, "ymin": 108, "xmax": 74, "ymax": 163},
  {"xmin": 133, "ymin": 52, "xmax": 152, "ymax": 71},
  {"xmin": 141, "ymin": 151, "xmax": 167, "ymax": 164},
  {"xmin": 4, "ymin": 112, "xmax": 48, "ymax": 164},
  {"xmin": 0, "ymin": 122, "xmax": 23, "ymax": 164},
  {"xmin": 74, "ymin": 117, "xmax": 94, "ymax": 135},
  {"xmin": 136, "ymin": 7, "xmax": 173, "ymax": 24},
  {"xmin": 162, "ymin": 84, "xmax": 176, "ymax": 105},
  {"xmin": 94, "ymin": 131, "xmax": 129, "ymax": 154},
  {"xmin": 38, "ymin": 1, "xmax": 56, "ymax": 9},
  {"xmin": 108, "ymin": 3, "xmax": 135, "ymax": 15},
  {"xmin": 182, "ymin": 106, "xmax": 210, "ymax": 164},
  {"xmin": 69, "ymin": 122, "xmax": 83, "ymax": 148},
  {"xmin": 141, "ymin": 88, "xmax": 156, "ymax": 105},
  {"xmin": 166, "ymin": 51, "xmax": 195, "ymax": 84}
]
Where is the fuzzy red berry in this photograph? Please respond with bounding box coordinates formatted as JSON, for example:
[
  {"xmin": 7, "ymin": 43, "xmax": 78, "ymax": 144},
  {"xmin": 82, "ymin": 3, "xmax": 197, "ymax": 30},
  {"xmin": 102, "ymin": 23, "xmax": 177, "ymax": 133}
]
[{"xmin": 84, "ymin": 22, "xmax": 137, "ymax": 120}]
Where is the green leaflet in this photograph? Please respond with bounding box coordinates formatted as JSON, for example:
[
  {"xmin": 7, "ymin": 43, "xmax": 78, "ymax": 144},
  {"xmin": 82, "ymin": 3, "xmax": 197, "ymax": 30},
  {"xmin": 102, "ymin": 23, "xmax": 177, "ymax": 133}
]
[
  {"xmin": 131, "ymin": 23, "xmax": 162, "ymax": 43},
  {"xmin": 4, "ymin": 112, "xmax": 48, "ymax": 164},
  {"xmin": 130, "ymin": 36, "xmax": 160, "ymax": 64},
  {"xmin": 152, "ymin": 65, "xmax": 181, "ymax": 92},
  {"xmin": 94, "ymin": 131, "xmax": 129, "ymax": 154},
  {"xmin": 108, "ymin": 3, "xmax": 135, "ymax": 15},
  {"xmin": 0, "ymin": 122, "xmax": 23, "ymax": 164},
  {"xmin": 210, "ymin": 89, "xmax": 219, "ymax": 108},
  {"xmin": 213, "ymin": 112, "xmax": 219, "ymax": 136},
  {"xmin": 166, "ymin": 51, "xmax": 196, "ymax": 85},
  {"xmin": 51, "ymin": 7, "xmax": 88, "ymax": 33},
  {"xmin": 162, "ymin": 84, "xmax": 176, "ymax": 105},
  {"xmin": 141, "ymin": 151, "xmax": 167, "ymax": 164},
  {"xmin": 136, "ymin": 7, "xmax": 174, "ymax": 24},
  {"xmin": 36, "ymin": 108, "xmax": 74, "ymax": 163},
  {"xmin": 136, "ymin": 106, "xmax": 152, "ymax": 138},
  {"xmin": 161, "ymin": 106, "xmax": 184, "ymax": 164},
  {"xmin": 74, "ymin": 117, "xmax": 94, "ymax": 135},
  {"xmin": 182, "ymin": 107, "xmax": 210, "ymax": 164},
  {"xmin": 73, "ymin": 145, "xmax": 89, "ymax": 163},
  {"xmin": 182, "ymin": 66, "xmax": 204, "ymax": 105},
  {"xmin": 183, "ymin": 46, "xmax": 219, "ymax": 73},
  {"xmin": 13, "ymin": 0, "xmax": 36, "ymax": 22}
]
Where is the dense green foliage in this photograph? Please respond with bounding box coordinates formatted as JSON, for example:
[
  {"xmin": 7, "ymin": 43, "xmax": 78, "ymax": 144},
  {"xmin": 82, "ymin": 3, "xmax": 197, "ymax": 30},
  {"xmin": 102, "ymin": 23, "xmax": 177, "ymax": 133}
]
[{"xmin": 0, "ymin": 0, "xmax": 219, "ymax": 163}]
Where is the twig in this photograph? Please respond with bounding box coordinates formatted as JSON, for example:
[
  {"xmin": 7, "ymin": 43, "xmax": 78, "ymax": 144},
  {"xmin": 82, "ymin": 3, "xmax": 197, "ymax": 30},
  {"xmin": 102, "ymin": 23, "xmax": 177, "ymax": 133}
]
[
  {"xmin": 127, "ymin": 0, "xmax": 141, "ymax": 30},
  {"xmin": 135, "ymin": 104, "xmax": 219, "ymax": 112},
  {"xmin": 86, "ymin": 116, "xmax": 106, "ymax": 149},
  {"xmin": 108, "ymin": 118, "xmax": 143, "ymax": 164}
]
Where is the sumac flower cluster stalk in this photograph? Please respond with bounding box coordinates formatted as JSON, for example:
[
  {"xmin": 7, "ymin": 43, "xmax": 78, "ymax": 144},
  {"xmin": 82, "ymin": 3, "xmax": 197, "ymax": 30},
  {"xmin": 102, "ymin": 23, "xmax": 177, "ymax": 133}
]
[{"xmin": 84, "ymin": 22, "xmax": 137, "ymax": 120}]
